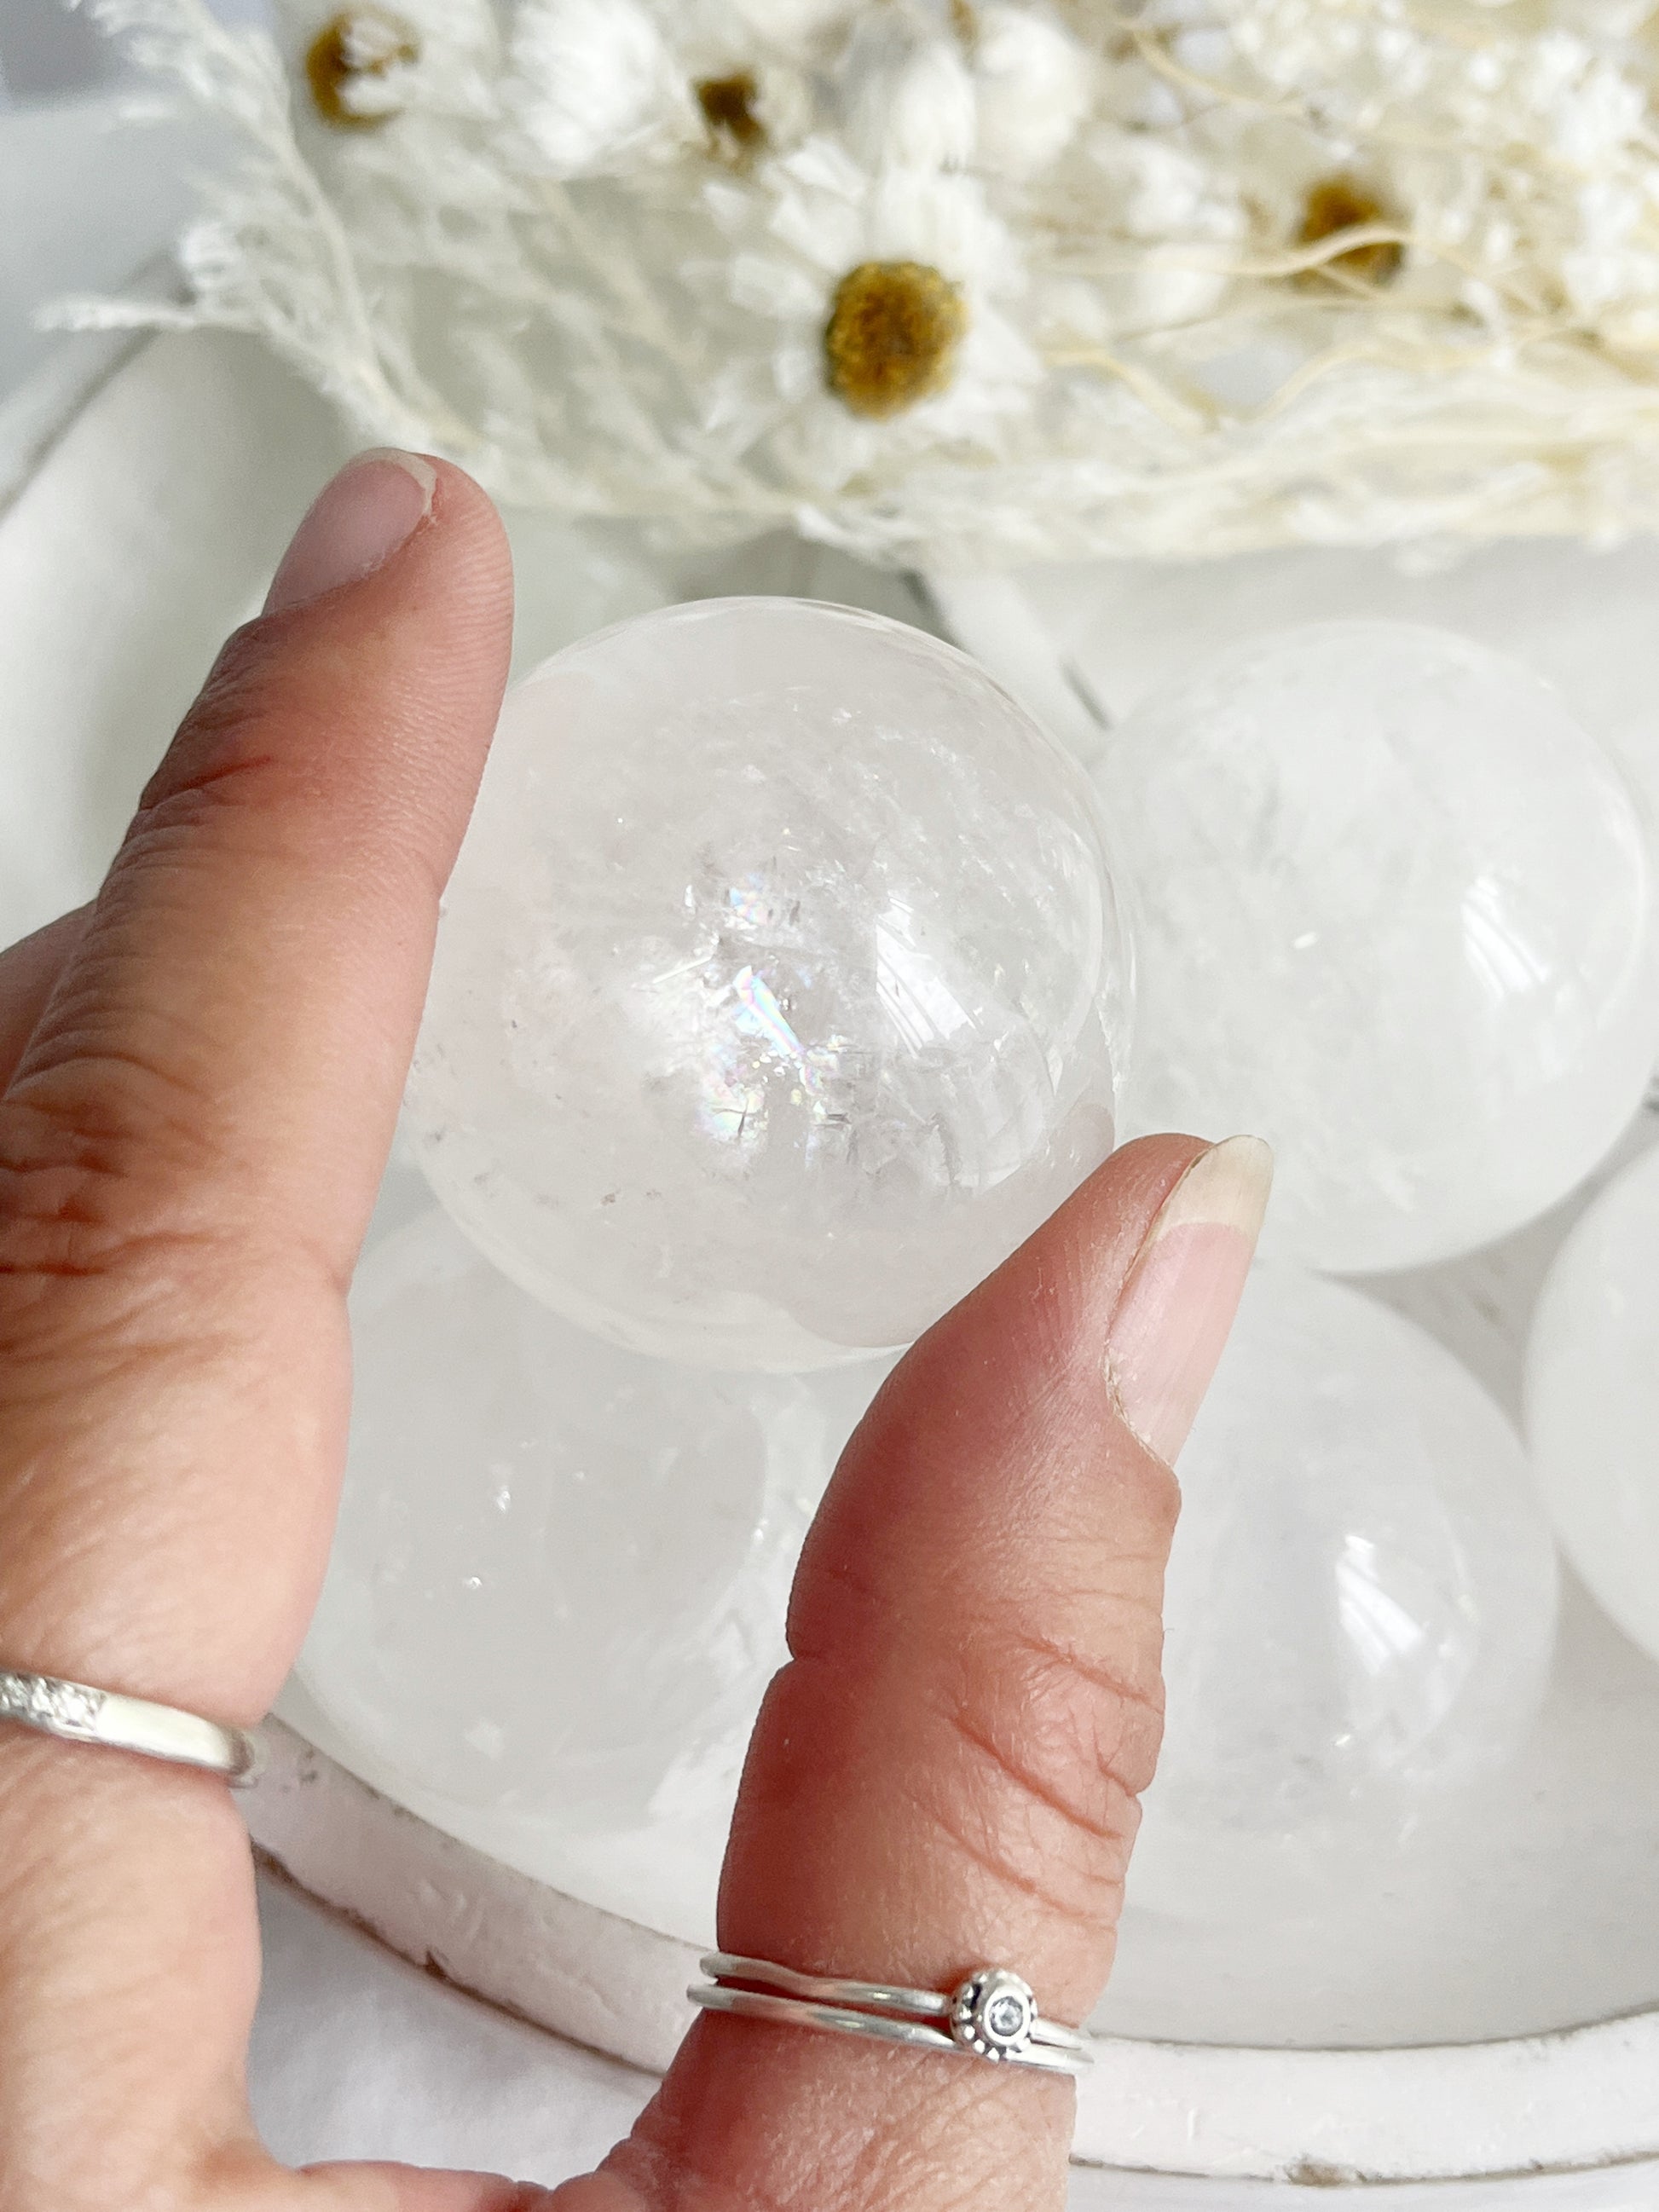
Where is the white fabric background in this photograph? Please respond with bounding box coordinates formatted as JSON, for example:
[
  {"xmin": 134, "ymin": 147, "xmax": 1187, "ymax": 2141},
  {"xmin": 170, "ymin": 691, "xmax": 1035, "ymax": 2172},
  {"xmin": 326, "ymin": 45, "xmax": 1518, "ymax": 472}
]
[{"xmin": 2, "ymin": 37, "xmax": 1657, "ymax": 2208}]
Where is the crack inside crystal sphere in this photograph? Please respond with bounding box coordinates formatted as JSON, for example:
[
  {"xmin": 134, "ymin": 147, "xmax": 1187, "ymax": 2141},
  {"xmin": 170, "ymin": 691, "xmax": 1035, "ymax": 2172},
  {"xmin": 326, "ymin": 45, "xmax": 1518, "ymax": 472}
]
[
  {"xmin": 1132, "ymin": 1266, "xmax": 1560, "ymax": 1919},
  {"xmin": 1093, "ymin": 621, "xmax": 1659, "ymax": 1273},
  {"xmin": 408, "ymin": 598, "xmax": 1132, "ymax": 1368},
  {"xmin": 301, "ymin": 1208, "xmax": 893, "ymax": 1827}
]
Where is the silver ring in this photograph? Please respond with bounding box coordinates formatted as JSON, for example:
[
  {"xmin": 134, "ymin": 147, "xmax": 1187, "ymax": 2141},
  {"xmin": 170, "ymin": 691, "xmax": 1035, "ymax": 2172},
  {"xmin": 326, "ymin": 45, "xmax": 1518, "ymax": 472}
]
[
  {"xmin": 0, "ymin": 1669, "xmax": 263, "ymax": 1786},
  {"xmin": 689, "ymin": 1953, "xmax": 1092, "ymax": 2076}
]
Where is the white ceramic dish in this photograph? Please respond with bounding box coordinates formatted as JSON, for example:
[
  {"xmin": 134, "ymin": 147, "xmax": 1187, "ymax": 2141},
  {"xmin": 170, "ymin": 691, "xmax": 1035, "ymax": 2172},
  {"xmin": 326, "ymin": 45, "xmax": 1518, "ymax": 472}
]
[{"xmin": 3, "ymin": 323, "xmax": 1658, "ymax": 2192}]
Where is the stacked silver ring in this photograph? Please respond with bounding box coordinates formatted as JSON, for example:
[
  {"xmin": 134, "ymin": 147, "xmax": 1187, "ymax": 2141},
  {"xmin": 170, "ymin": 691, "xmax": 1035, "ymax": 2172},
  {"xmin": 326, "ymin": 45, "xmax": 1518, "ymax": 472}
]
[{"xmin": 689, "ymin": 1952, "xmax": 1092, "ymax": 2076}]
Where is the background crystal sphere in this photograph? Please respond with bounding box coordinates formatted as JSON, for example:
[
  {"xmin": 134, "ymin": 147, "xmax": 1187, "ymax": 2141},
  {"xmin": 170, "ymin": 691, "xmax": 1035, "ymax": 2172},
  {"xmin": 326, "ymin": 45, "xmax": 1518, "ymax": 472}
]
[
  {"xmin": 1130, "ymin": 1264, "xmax": 1560, "ymax": 1919},
  {"xmin": 1092, "ymin": 621, "xmax": 1659, "ymax": 1274},
  {"xmin": 407, "ymin": 598, "xmax": 1132, "ymax": 1369},
  {"xmin": 1527, "ymin": 1140, "xmax": 1659, "ymax": 1671},
  {"xmin": 301, "ymin": 1208, "xmax": 895, "ymax": 1828}
]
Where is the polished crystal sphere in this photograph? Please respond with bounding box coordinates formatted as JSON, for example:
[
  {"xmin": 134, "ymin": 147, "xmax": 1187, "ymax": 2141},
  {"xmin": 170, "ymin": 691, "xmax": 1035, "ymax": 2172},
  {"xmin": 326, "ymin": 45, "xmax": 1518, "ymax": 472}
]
[
  {"xmin": 408, "ymin": 598, "xmax": 1131, "ymax": 1369},
  {"xmin": 1131, "ymin": 1265, "xmax": 1560, "ymax": 1918},
  {"xmin": 1527, "ymin": 1140, "xmax": 1659, "ymax": 1669},
  {"xmin": 1093, "ymin": 622, "xmax": 1659, "ymax": 1273},
  {"xmin": 301, "ymin": 1208, "xmax": 894, "ymax": 1826}
]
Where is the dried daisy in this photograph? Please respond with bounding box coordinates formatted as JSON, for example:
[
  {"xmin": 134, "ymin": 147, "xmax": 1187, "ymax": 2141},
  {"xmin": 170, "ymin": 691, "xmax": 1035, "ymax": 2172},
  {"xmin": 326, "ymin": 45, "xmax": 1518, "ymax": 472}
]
[
  {"xmin": 824, "ymin": 261, "xmax": 967, "ymax": 418},
  {"xmin": 303, "ymin": 7, "xmax": 418, "ymax": 130}
]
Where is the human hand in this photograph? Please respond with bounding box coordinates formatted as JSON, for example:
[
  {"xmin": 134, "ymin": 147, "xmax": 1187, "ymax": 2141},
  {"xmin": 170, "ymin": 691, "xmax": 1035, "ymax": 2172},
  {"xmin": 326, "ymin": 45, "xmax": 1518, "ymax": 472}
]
[{"xmin": 0, "ymin": 452, "xmax": 1269, "ymax": 2212}]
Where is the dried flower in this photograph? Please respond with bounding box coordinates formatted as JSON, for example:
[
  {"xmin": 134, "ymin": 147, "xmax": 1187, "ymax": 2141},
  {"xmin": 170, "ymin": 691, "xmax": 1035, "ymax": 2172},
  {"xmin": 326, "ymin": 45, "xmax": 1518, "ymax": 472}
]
[
  {"xmin": 1297, "ymin": 176, "xmax": 1403, "ymax": 287},
  {"xmin": 824, "ymin": 260, "xmax": 968, "ymax": 417},
  {"xmin": 61, "ymin": 0, "xmax": 1659, "ymax": 569},
  {"xmin": 697, "ymin": 71, "xmax": 766, "ymax": 154},
  {"xmin": 971, "ymin": 4, "xmax": 1091, "ymax": 176},
  {"xmin": 694, "ymin": 70, "xmax": 770, "ymax": 169},
  {"xmin": 841, "ymin": 15, "xmax": 978, "ymax": 172},
  {"xmin": 304, "ymin": 8, "xmax": 418, "ymax": 130},
  {"xmin": 511, "ymin": 0, "xmax": 688, "ymax": 177}
]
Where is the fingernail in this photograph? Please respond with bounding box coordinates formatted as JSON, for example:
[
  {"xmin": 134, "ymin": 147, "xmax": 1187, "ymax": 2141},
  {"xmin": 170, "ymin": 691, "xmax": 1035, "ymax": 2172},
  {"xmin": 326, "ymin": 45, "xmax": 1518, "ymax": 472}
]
[
  {"xmin": 1105, "ymin": 1135, "xmax": 1273, "ymax": 1464},
  {"xmin": 264, "ymin": 448, "xmax": 437, "ymax": 615}
]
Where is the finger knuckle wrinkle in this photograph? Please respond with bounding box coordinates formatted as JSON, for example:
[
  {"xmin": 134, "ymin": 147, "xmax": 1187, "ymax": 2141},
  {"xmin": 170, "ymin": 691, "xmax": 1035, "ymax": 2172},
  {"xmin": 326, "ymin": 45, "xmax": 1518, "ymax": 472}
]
[
  {"xmin": 786, "ymin": 1541, "xmax": 887, "ymax": 1662},
  {"xmin": 136, "ymin": 625, "xmax": 288, "ymax": 818},
  {"xmin": 0, "ymin": 1099, "xmax": 213, "ymax": 1290},
  {"xmin": 606, "ymin": 2131, "xmax": 794, "ymax": 2212},
  {"xmin": 909, "ymin": 1753, "xmax": 1118, "ymax": 1929},
  {"xmin": 128, "ymin": 762, "xmax": 281, "ymax": 863},
  {"xmin": 931, "ymin": 1636, "xmax": 1163, "ymax": 1875},
  {"xmin": 7, "ymin": 1015, "xmax": 226, "ymax": 1169},
  {"xmin": 621, "ymin": 2085, "xmax": 991, "ymax": 2212}
]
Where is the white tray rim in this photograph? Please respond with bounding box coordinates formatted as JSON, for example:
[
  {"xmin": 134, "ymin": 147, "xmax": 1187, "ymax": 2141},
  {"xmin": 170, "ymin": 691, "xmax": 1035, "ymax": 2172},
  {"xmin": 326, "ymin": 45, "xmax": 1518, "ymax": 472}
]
[{"xmin": 246, "ymin": 1722, "xmax": 1659, "ymax": 2187}]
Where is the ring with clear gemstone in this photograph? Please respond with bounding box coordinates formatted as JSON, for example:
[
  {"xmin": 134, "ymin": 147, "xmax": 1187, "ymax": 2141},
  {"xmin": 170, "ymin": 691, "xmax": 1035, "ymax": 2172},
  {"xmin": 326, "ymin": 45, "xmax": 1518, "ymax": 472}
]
[
  {"xmin": 950, "ymin": 1967, "xmax": 1038, "ymax": 2060},
  {"xmin": 690, "ymin": 1951, "xmax": 1091, "ymax": 2076}
]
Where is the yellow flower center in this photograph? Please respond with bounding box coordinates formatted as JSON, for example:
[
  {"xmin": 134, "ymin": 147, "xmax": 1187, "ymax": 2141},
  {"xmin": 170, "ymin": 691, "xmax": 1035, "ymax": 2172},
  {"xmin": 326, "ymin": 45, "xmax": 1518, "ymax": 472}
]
[
  {"xmin": 305, "ymin": 9, "xmax": 419, "ymax": 130},
  {"xmin": 1297, "ymin": 176, "xmax": 1403, "ymax": 287},
  {"xmin": 824, "ymin": 262, "xmax": 968, "ymax": 420},
  {"xmin": 697, "ymin": 72, "xmax": 766, "ymax": 159}
]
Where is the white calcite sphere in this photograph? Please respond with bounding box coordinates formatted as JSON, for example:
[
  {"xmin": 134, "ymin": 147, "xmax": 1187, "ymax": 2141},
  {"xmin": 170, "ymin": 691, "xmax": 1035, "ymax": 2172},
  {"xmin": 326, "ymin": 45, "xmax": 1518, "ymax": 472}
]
[
  {"xmin": 302, "ymin": 1208, "xmax": 894, "ymax": 1827},
  {"xmin": 1527, "ymin": 1140, "xmax": 1659, "ymax": 1669},
  {"xmin": 1132, "ymin": 1266, "xmax": 1559, "ymax": 1918},
  {"xmin": 408, "ymin": 598, "xmax": 1131, "ymax": 1369},
  {"xmin": 1093, "ymin": 623, "xmax": 1659, "ymax": 1273}
]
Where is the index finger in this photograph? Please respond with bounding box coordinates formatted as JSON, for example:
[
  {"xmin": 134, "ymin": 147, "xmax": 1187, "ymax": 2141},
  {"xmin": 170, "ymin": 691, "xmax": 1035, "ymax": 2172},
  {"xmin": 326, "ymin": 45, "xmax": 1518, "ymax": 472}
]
[
  {"xmin": 0, "ymin": 449, "xmax": 512, "ymax": 1719},
  {"xmin": 0, "ymin": 453, "xmax": 513, "ymax": 2210},
  {"xmin": 6, "ymin": 452, "xmax": 511, "ymax": 1257}
]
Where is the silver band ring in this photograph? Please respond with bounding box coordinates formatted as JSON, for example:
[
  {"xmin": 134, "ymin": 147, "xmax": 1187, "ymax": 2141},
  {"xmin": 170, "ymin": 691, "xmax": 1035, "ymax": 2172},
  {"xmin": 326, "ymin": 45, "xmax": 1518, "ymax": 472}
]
[
  {"xmin": 0, "ymin": 1668, "xmax": 263, "ymax": 1786},
  {"xmin": 689, "ymin": 1953, "xmax": 1092, "ymax": 2076}
]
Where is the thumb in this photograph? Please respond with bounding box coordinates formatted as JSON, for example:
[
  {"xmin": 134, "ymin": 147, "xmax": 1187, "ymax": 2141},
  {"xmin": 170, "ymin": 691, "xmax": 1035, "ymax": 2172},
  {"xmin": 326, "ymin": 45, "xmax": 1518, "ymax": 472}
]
[{"xmin": 587, "ymin": 1132, "xmax": 1270, "ymax": 2212}]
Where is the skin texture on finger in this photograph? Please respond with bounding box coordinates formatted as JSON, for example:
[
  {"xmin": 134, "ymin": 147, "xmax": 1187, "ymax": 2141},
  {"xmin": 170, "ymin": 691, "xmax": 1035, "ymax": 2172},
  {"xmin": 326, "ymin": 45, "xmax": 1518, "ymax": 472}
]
[
  {"xmin": 0, "ymin": 906, "xmax": 89, "ymax": 1085},
  {"xmin": 569, "ymin": 1135, "xmax": 1225, "ymax": 2212},
  {"xmin": 0, "ymin": 1734, "xmax": 265, "ymax": 2212},
  {"xmin": 0, "ymin": 457, "xmax": 512, "ymax": 1718},
  {"xmin": 0, "ymin": 457, "xmax": 512, "ymax": 2212}
]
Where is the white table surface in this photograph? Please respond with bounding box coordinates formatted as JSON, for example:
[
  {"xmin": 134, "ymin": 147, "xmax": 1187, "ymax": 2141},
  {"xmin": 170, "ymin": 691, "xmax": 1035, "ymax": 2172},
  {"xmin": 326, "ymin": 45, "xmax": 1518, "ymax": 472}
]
[{"xmin": 3, "ymin": 66, "xmax": 1658, "ymax": 2210}]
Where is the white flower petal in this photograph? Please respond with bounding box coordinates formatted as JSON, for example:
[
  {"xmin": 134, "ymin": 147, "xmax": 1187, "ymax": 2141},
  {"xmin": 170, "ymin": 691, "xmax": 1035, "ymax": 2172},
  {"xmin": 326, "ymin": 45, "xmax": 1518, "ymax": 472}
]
[
  {"xmin": 772, "ymin": 339, "xmax": 821, "ymax": 403},
  {"xmin": 729, "ymin": 251, "xmax": 826, "ymax": 321},
  {"xmin": 509, "ymin": 0, "xmax": 689, "ymax": 176},
  {"xmin": 841, "ymin": 17, "xmax": 977, "ymax": 173},
  {"xmin": 864, "ymin": 167, "xmax": 1011, "ymax": 291},
  {"xmin": 767, "ymin": 176, "xmax": 866, "ymax": 273},
  {"xmin": 777, "ymin": 133, "xmax": 870, "ymax": 202},
  {"xmin": 973, "ymin": 4, "xmax": 1094, "ymax": 176}
]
